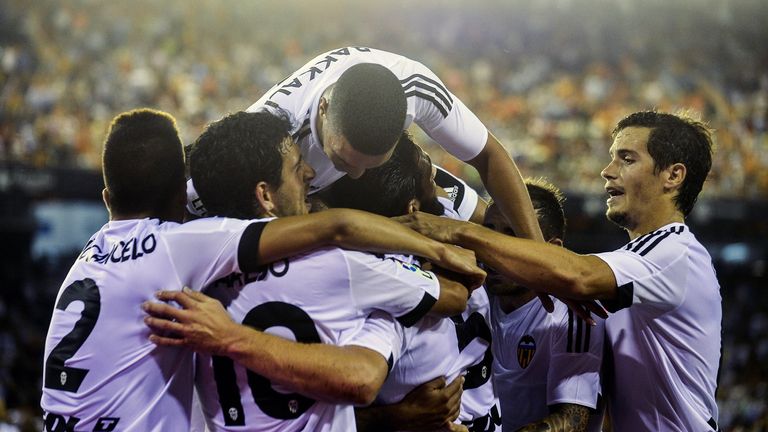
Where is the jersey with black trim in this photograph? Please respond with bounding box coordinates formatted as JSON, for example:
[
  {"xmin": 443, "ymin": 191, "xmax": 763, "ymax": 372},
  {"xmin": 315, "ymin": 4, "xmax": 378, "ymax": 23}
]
[
  {"xmin": 375, "ymin": 278, "xmax": 497, "ymax": 427},
  {"xmin": 194, "ymin": 248, "xmax": 440, "ymax": 432},
  {"xmin": 593, "ymin": 222, "xmax": 721, "ymax": 431},
  {"xmin": 246, "ymin": 46, "xmax": 488, "ymax": 193},
  {"xmin": 490, "ymin": 295, "xmax": 604, "ymax": 432},
  {"xmin": 435, "ymin": 165, "xmax": 480, "ymax": 222},
  {"xmin": 41, "ymin": 217, "xmax": 262, "ymax": 431}
]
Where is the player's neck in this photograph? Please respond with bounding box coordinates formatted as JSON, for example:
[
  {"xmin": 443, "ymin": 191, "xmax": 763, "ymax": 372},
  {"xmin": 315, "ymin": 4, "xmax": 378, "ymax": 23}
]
[
  {"xmin": 498, "ymin": 290, "xmax": 537, "ymax": 314},
  {"xmin": 626, "ymin": 212, "xmax": 685, "ymax": 240},
  {"xmin": 109, "ymin": 208, "xmax": 183, "ymax": 223}
]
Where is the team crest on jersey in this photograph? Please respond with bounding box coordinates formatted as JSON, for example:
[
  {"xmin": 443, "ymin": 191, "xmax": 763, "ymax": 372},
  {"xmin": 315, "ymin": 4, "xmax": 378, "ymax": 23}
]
[{"xmin": 517, "ymin": 335, "xmax": 536, "ymax": 368}]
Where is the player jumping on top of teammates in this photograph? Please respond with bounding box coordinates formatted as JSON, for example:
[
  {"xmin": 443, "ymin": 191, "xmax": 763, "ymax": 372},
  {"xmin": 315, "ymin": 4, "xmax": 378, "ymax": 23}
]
[{"xmin": 236, "ymin": 46, "xmax": 543, "ymax": 242}]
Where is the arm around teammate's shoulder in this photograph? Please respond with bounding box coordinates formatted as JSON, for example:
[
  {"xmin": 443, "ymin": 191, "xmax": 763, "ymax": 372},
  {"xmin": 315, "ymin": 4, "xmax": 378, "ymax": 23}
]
[{"xmin": 245, "ymin": 209, "xmax": 484, "ymax": 285}]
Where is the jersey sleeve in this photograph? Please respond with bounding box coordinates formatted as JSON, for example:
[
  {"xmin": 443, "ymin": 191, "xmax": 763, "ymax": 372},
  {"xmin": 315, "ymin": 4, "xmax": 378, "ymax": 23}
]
[
  {"xmin": 404, "ymin": 61, "xmax": 488, "ymax": 161},
  {"xmin": 547, "ymin": 307, "xmax": 604, "ymax": 408},
  {"xmin": 434, "ymin": 165, "xmax": 480, "ymax": 222},
  {"xmin": 593, "ymin": 226, "xmax": 691, "ymax": 313},
  {"xmin": 344, "ymin": 310, "xmax": 405, "ymax": 374},
  {"xmin": 163, "ymin": 217, "xmax": 269, "ymax": 291},
  {"xmin": 342, "ymin": 251, "xmax": 441, "ymax": 327}
]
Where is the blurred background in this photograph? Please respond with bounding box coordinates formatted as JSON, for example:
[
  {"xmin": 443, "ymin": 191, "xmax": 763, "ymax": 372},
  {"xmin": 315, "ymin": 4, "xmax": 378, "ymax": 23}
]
[{"xmin": 1, "ymin": 0, "xmax": 766, "ymax": 430}]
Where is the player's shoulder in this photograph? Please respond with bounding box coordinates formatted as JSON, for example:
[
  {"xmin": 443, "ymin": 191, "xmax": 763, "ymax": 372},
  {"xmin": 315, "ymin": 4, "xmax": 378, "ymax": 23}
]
[
  {"xmin": 165, "ymin": 216, "xmax": 259, "ymax": 234},
  {"xmin": 616, "ymin": 223, "xmax": 693, "ymax": 262}
]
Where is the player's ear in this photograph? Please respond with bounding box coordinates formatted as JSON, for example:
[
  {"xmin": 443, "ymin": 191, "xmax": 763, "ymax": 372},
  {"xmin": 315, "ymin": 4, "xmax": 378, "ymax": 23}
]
[
  {"xmin": 102, "ymin": 188, "xmax": 112, "ymax": 213},
  {"xmin": 407, "ymin": 198, "xmax": 420, "ymax": 215},
  {"xmin": 548, "ymin": 237, "xmax": 564, "ymax": 247},
  {"xmin": 254, "ymin": 181, "xmax": 275, "ymax": 217},
  {"xmin": 318, "ymin": 97, "xmax": 329, "ymax": 118},
  {"xmin": 664, "ymin": 163, "xmax": 686, "ymax": 191}
]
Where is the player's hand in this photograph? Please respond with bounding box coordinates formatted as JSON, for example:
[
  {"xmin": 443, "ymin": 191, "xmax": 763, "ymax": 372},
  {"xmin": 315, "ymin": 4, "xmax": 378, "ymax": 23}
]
[
  {"xmin": 392, "ymin": 376, "xmax": 464, "ymax": 431},
  {"xmin": 442, "ymin": 424, "xmax": 469, "ymax": 432},
  {"xmin": 395, "ymin": 211, "xmax": 465, "ymax": 244},
  {"xmin": 142, "ymin": 287, "xmax": 238, "ymax": 355},
  {"xmin": 435, "ymin": 245, "xmax": 486, "ymax": 290},
  {"xmin": 551, "ymin": 296, "xmax": 608, "ymax": 325}
]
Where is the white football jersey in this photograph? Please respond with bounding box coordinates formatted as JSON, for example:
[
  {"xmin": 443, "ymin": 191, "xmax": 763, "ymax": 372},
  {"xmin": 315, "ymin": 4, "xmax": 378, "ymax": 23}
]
[
  {"xmin": 435, "ymin": 165, "xmax": 480, "ymax": 222},
  {"xmin": 246, "ymin": 46, "xmax": 489, "ymax": 193},
  {"xmin": 594, "ymin": 222, "xmax": 722, "ymax": 431},
  {"xmin": 41, "ymin": 217, "xmax": 264, "ymax": 432},
  {"xmin": 490, "ymin": 295, "xmax": 604, "ymax": 432},
  {"xmin": 375, "ymin": 283, "xmax": 498, "ymax": 429},
  {"xmin": 194, "ymin": 248, "xmax": 440, "ymax": 432}
]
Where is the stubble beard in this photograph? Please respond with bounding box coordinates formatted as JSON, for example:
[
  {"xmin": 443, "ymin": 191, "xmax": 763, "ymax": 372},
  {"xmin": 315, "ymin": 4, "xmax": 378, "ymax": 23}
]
[{"xmin": 606, "ymin": 208, "xmax": 636, "ymax": 232}]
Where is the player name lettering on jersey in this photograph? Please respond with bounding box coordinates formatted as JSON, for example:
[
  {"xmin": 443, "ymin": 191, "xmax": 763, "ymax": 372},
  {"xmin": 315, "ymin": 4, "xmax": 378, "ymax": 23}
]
[
  {"xmin": 268, "ymin": 47, "xmax": 373, "ymax": 101},
  {"xmin": 78, "ymin": 234, "xmax": 157, "ymax": 265},
  {"xmin": 209, "ymin": 259, "xmax": 290, "ymax": 290}
]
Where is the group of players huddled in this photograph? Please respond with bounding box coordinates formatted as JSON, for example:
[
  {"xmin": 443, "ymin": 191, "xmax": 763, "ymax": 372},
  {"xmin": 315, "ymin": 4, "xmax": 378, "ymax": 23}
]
[{"xmin": 41, "ymin": 47, "xmax": 722, "ymax": 432}]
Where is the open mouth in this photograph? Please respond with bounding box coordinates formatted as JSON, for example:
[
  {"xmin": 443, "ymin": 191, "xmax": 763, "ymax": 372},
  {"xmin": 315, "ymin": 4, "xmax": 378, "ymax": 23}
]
[{"xmin": 606, "ymin": 187, "xmax": 624, "ymax": 198}]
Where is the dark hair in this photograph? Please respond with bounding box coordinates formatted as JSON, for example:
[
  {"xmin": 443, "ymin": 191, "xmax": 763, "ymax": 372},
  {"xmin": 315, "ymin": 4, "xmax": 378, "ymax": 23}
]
[
  {"xmin": 524, "ymin": 177, "xmax": 566, "ymax": 241},
  {"xmin": 613, "ymin": 110, "xmax": 713, "ymax": 216},
  {"xmin": 327, "ymin": 63, "xmax": 407, "ymax": 156},
  {"xmin": 322, "ymin": 132, "xmax": 441, "ymax": 217},
  {"xmin": 190, "ymin": 110, "xmax": 292, "ymax": 219},
  {"xmin": 102, "ymin": 108, "xmax": 185, "ymax": 215}
]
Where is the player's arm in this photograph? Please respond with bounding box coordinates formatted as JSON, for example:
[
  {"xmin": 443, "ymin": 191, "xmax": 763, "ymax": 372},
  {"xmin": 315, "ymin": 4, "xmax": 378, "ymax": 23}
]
[
  {"xmin": 355, "ymin": 377, "xmax": 465, "ymax": 432},
  {"xmin": 428, "ymin": 271, "xmax": 472, "ymax": 318},
  {"xmin": 467, "ymin": 132, "xmax": 544, "ymax": 242},
  {"xmin": 397, "ymin": 212, "xmax": 617, "ymax": 301},
  {"xmin": 468, "ymin": 196, "xmax": 489, "ymax": 225},
  {"xmin": 248, "ymin": 208, "xmax": 484, "ymax": 289},
  {"xmin": 143, "ymin": 288, "xmax": 387, "ymax": 405},
  {"xmin": 515, "ymin": 404, "xmax": 592, "ymax": 432}
]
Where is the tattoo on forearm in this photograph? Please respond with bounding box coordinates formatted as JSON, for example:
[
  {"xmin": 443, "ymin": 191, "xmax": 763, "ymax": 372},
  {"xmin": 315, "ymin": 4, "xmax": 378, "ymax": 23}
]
[{"xmin": 516, "ymin": 404, "xmax": 590, "ymax": 432}]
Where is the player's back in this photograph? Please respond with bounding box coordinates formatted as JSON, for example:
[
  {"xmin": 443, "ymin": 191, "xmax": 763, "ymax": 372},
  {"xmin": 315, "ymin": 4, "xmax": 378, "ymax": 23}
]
[
  {"xmin": 41, "ymin": 217, "xmax": 254, "ymax": 431},
  {"xmin": 195, "ymin": 247, "xmax": 439, "ymax": 432}
]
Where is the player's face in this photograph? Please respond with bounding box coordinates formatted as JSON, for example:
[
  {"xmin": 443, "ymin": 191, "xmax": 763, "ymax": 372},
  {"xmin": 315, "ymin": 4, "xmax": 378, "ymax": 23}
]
[
  {"xmin": 601, "ymin": 127, "xmax": 667, "ymax": 231},
  {"xmin": 322, "ymin": 129, "xmax": 395, "ymax": 179},
  {"xmin": 481, "ymin": 205, "xmax": 528, "ymax": 296},
  {"xmin": 272, "ymin": 138, "xmax": 315, "ymax": 217}
]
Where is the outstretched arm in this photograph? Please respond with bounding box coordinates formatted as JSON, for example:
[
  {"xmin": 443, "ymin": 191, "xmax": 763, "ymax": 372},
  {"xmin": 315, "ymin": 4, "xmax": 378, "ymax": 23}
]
[
  {"xmin": 356, "ymin": 376, "xmax": 466, "ymax": 432},
  {"xmin": 516, "ymin": 404, "xmax": 592, "ymax": 432},
  {"xmin": 397, "ymin": 212, "xmax": 616, "ymax": 302},
  {"xmin": 143, "ymin": 288, "xmax": 388, "ymax": 405},
  {"xmin": 467, "ymin": 133, "xmax": 543, "ymax": 242},
  {"xmin": 253, "ymin": 208, "xmax": 485, "ymax": 289}
]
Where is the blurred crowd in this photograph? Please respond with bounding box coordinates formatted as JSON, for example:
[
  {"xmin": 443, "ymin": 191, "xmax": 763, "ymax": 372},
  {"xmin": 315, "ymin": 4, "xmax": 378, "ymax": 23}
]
[
  {"xmin": 1, "ymin": 0, "xmax": 767, "ymax": 198},
  {"xmin": 1, "ymin": 0, "xmax": 767, "ymax": 430}
]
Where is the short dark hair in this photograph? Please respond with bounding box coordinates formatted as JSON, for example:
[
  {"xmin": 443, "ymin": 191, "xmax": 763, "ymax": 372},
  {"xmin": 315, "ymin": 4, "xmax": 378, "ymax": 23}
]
[
  {"xmin": 322, "ymin": 132, "xmax": 441, "ymax": 217},
  {"xmin": 190, "ymin": 110, "xmax": 292, "ymax": 219},
  {"xmin": 328, "ymin": 63, "xmax": 407, "ymax": 156},
  {"xmin": 102, "ymin": 108, "xmax": 185, "ymax": 215},
  {"xmin": 524, "ymin": 177, "xmax": 566, "ymax": 241},
  {"xmin": 613, "ymin": 110, "xmax": 713, "ymax": 216}
]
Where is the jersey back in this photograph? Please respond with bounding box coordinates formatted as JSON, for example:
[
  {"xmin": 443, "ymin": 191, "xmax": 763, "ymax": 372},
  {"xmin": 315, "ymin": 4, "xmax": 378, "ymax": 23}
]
[
  {"xmin": 41, "ymin": 217, "xmax": 255, "ymax": 431},
  {"xmin": 194, "ymin": 248, "xmax": 440, "ymax": 432}
]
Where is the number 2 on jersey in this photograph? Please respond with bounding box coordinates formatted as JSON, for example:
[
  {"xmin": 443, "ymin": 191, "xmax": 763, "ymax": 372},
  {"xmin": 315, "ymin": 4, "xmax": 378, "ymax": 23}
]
[{"xmin": 44, "ymin": 278, "xmax": 101, "ymax": 392}]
